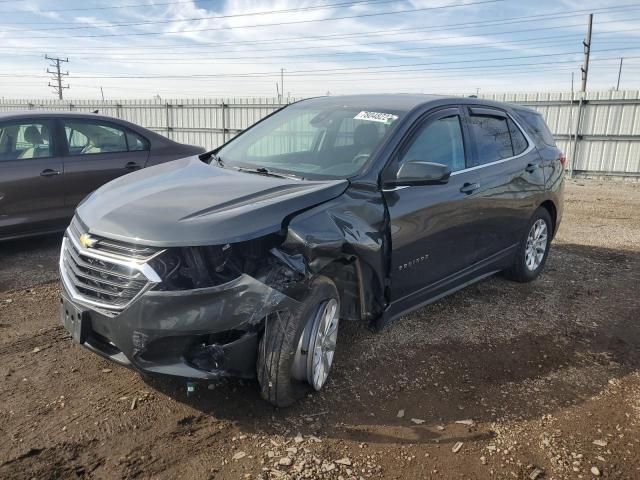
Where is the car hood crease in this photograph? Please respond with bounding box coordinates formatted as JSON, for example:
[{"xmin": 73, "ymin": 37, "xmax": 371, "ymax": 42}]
[{"xmin": 76, "ymin": 156, "xmax": 349, "ymax": 247}]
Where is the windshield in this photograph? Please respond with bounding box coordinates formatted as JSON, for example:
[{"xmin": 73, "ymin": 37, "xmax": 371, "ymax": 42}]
[{"xmin": 216, "ymin": 103, "xmax": 403, "ymax": 180}]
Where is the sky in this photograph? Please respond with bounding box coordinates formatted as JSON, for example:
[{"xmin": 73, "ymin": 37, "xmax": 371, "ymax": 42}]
[{"xmin": 0, "ymin": 0, "xmax": 638, "ymax": 99}]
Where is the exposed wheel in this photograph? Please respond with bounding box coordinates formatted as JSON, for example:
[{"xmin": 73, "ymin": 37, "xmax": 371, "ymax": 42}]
[
  {"xmin": 504, "ymin": 207, "xmax": 552, "ymax": 283},
  {"xmin": 257, "ymin": 276, "xmax": 339, "ymax": 407}
]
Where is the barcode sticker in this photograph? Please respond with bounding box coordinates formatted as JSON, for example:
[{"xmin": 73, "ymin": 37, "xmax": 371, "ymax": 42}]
[{"xmin": 354, "ymin": 111, "xmax": 398, "ymax": 124}]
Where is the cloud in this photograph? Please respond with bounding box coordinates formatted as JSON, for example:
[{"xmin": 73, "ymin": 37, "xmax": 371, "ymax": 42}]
[{"xmin": 0, "ymin": 0, "xmax": 637, "ymax": 98}]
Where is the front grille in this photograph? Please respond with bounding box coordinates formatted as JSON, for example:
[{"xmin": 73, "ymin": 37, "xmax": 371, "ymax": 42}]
[{"xmin": 61, "ymin": 219, "xmax": 163, "ymax": 312}]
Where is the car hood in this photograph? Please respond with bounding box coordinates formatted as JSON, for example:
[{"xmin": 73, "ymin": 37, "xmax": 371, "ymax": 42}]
[{"xmin": 76, "ymin": 156, "xmax": 349, "ymax": 247}]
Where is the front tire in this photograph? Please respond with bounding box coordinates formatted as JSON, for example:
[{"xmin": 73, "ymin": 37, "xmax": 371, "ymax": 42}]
[
  {"xmin": 505, "ymin": 207, "xmax": 552, "ymax": 283},
  {"xmin": 257, "ymin": 276, "xmax": 340, "ymax": 407}
]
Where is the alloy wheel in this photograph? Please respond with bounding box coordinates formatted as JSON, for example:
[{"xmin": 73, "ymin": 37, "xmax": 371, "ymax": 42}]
[
  {"xmin": 306, "ymin": 298, "xmax": 339, "ymax": 391},
  {"xmin": 525, "ymin": 219, "xmax": 548, "ymax": 271}
]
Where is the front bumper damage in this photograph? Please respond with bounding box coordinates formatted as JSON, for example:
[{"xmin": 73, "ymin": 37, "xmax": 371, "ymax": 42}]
[
  {"xmin": 61, "ymin": 273, "xmax": 300, "ymax": 380},
  {"xmin": 60, "ymin": 182, "xmax": 390, "ymax": 381}
]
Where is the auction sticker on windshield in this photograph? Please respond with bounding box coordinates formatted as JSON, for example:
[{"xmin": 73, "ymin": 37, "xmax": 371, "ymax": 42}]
[{"xmin": 354, "ymin": 111, "xmax": 398, "ymax": 125}]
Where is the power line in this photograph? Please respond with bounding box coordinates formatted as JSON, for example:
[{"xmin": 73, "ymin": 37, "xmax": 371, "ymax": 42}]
[
  {"xmin": 5, "ymin": 37, "xmax": 633, "ymax": 67},
  {"xmin": 45, "ymin": 55, "xmax": 69, "ymax": 100},
  {"xmin": 1, "ymin": 0, "xmax": 404, "ymax": 28},
  {"xmin": 8, "ymin": 52, "xmax": 639, "ymax": 81},
  {"xmin": 4, "ymin": 6, "xmax": 639, "ymax": 52},
  {"xmin": 11, "ymin": 0, "xmax": 595, "ymax": 40},
  {"xmin": 0, "ymin": 0, "xmax": 389, "ymax": 15},
  {"xmin": 9, "ymin": 27, "xmax": 637, "ymax": 64}
]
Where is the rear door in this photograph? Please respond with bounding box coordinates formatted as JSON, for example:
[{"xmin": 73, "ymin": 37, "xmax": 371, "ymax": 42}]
[
  {"xmin": 0, "ymin": 118, "xmax": 66, "ymax": 238},
  {"xmin": 61, "ymin": 118, "xmax": 150, "ymax": 207},
  {"xmin": 462, "ymin": 106, "xmax": 546, "ymax": 261}
]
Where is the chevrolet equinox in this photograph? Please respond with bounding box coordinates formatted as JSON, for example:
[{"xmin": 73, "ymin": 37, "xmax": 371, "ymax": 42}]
[{"xmin": 59, "ymin": 95, "xmax": 564, "ymax": 406}]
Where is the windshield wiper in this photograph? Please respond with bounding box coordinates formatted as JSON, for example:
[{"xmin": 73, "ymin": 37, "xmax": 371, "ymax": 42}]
[
  {"xmin": 237, "ymin": 167, "xmax": 303, "ymax": 181},
  {"xmin": 199, "ymin": 150, "xmax": 224, "ymax": 167}
]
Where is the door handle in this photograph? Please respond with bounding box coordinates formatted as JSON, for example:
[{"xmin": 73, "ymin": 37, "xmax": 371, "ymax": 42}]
[
  {"xmin": 525, "ymin": 163, "xmax": 538, "ymax": 173},
  {"xmin": 460, "ymin": 182, "xmax": 480, "ymax": 194},
  {"xmin": 40, "ymin": 169, "xmax": 61, "ymax": 177},
  {"xmin": 125, "ymin": 162, "xmax": 141, "ymax": 170}
]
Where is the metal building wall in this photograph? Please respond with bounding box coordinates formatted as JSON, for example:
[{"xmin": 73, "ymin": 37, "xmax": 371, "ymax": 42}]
[{"xmin": 1, "ymin": 90, "xmax": 639, "ymax": 177}]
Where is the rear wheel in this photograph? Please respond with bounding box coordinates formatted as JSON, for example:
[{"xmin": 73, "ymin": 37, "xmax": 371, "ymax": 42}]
[
  {"xmin": 257, "ymin": 276, "xmax": 340, "ymax": 407},
  {"xmin": 504, "ymin": 207, "xmax": 552, "ymax": 283}
]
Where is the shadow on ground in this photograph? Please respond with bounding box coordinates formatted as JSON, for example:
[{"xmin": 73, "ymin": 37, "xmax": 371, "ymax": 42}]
[{"xmin": 141, "ymin": 242, "xmax": 640, "ymax": 445}]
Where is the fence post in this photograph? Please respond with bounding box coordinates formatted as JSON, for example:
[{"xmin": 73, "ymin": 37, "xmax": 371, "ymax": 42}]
[
  {"xmin": 165, "ymin": 102, "xmax": 171, "ymax": 139},
  {"xmin": 221, "ymin": 101, "xmax": 226, "ymax": 143},
  {"xmin": 570, "ymin": 97, "xmax": 584, "ymax": 178}
]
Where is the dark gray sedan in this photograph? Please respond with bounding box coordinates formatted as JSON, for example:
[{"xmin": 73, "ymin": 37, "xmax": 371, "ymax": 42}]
[{"xmin": 0, "ymin": 111, "xmax": 205, "ymax": 240}]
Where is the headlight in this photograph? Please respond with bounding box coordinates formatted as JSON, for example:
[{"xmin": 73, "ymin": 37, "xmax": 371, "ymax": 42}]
[{"xmin": 149, "ymin": 235, "xmax": 281, "ymax": 291}]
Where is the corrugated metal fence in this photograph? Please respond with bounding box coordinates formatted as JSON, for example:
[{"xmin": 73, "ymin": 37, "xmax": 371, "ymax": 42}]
[
  {"xmin": 1, "ymin": 90, "xmax": 639, "ymax": 178},
  {"xmin": 482, "ymin": 90, "xmax": 640, "ymax": 178}
]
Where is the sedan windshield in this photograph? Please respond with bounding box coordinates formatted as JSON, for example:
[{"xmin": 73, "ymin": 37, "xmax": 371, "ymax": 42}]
[{"xmin": 216, "ymin": 103, "xmax": 403, "ymax": 180}]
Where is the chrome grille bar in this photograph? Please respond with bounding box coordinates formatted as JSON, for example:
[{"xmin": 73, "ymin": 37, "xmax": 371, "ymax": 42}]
[{"xmin": 60, "ymin": 219, "xmax": 163, "ymax": 313}]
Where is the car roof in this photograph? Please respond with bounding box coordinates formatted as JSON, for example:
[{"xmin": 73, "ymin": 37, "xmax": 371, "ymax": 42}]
[
  {"xmin": 294, "ymin": 94, "xmax": 532, "ymax": 115},
  {"xmin": 0, "ymin": 110, "xmax": 179, "ymax": 144},
  {"xmin": 0, "ymin": 110, "xmax": 128, "ymax": 122}
]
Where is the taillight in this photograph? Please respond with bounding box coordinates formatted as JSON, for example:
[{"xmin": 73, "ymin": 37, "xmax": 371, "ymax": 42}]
[{"xmin": 559, "ymin": 153, "xmax": 567, "ymax": 169}]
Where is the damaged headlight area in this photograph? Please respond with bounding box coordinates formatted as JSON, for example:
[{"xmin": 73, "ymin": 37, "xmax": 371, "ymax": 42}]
[{"xmin": 148, "ymin": 234, "xmax": 290, "ymax": 291}]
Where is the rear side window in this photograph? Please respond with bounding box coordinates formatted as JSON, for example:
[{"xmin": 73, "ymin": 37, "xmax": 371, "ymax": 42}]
[
  {"xmin": 468, "ymin": 115, "xmax": 513, "ymax": 165},
  {"xmin": 63, "ymin": 120, "xmax": 149, "ymax": 156},
  {"xmin": 508, "ymin": 118, "xmax": 529, "ymax": 156},
  {"xmin": 515, "ymin": 109, "xmax": 556, "ymax": 146},
  {"xmin": 126, "ymin": 131, "xmax": 148, "ymax": 151}
]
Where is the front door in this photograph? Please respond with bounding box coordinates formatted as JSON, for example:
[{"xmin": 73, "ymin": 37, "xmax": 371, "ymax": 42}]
[
  {"xmin": 383, "ymin": 107, "xmax": 482, "ymax": 304},
  {"xmin": 61, "ymin": 118, "xmax": 150, "ymax": 207},
  {"xmin": 0, "ymin": 118, "xmax": 66, "ymax": 238}
]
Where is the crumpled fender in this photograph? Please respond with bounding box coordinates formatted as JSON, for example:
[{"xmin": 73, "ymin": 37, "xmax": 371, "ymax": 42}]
[{"xmin": 272, "ymin": 184, "xmax": 388, "ymax": 321}]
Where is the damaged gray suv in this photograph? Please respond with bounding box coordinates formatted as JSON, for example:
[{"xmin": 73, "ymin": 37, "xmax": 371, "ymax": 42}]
[{"xmin": 59, "ymin": 95, "xmax": 564, "ymax": 406}]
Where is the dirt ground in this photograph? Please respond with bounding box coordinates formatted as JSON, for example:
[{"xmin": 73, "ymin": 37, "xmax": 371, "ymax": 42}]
[{"xmin": 1, "ymin": 179, "xmax": 639, "ymax": 480}]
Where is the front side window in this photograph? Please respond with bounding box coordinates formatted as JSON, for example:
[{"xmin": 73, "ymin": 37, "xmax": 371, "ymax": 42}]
[
  {"xmin": 399, "ymin": 115, "xmax": 466, "ymax": 172},
  {"xmin": 64, "ymin": 121, "xmax": 130, "ymax": 156},
  {"xmin": 468, "ymin": 115, "xmax": 513, "ymax": 165},
  {"xmin": 217, "ymin": 104, "xmax": 403, "ymax": 180},
  {"xmin": 0, "ymin": 121, "xmax": 52, "ymax": 161}
]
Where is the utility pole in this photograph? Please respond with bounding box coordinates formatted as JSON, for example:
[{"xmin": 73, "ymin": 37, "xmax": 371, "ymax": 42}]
[
  {"xmin": 280, "ymin": 68, "xmax": 284, "ymax": 104},
  {"xmin": 45, "ymin": 55, "xmax": 69, "ymax": 100},
  {"xmin": 616, "ymin": 57, "xmax": 623, "ymax": 91},
  {"xmin": 100, "ymin": 86, "xmax": 105, "ymax": 101},
  {"xmin": 571, "ymin": 13, "xmax": 593, "ymax": 178},
  {"xmin": 580, "ymin": 14, "xmax": 593, "ymax": 93}
]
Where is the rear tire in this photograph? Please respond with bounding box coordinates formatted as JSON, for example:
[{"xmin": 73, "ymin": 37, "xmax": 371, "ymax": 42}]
[
  {"xmin": 257, "ymin": 276, "xmax": 339, "ymax": 407},
  {"xmin": 504, "ymin": 207, "xmax": 552, "ymax": 283}
]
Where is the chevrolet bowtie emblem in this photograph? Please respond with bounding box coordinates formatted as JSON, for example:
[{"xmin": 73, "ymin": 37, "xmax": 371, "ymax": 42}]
[{"xmin": 79, "ymin": 233, "xmax": 97, "ymax": 249}]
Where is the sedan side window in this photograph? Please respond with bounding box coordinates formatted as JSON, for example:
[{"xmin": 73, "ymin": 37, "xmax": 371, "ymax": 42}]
[
  {"xmin": 126, "ymin": 131, "xmax": 148, "ymax": 151},
  {"xmin": 399, "ymin": 115, "xmax": 466, "ymax": 172},
  {"xmin": 64, "ymin": 121, "xmax": 129, "ymax": 156},
  {"xmin": 0, "ymin": 121, "xmax": 52, "ymax": 161}
]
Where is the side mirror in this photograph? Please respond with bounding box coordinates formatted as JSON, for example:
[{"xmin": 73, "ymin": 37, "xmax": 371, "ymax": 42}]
[{"xmin": 388, "ymin": 160, "xmax": 451, "ymax": 187}]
